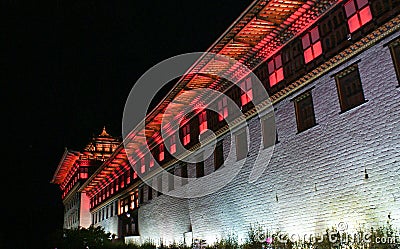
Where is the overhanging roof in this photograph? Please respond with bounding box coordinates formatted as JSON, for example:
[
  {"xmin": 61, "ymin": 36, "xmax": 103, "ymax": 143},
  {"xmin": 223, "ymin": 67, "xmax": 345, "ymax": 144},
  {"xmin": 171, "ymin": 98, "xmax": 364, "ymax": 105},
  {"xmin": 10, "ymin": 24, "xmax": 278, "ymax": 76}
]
[
  {"xmin": 51, "ymin": 148, "xmax": 80, "ymax": 185},
  {"xmin": 124, "ymin": 0, "xmax": 341, "ymax": 152},
  {"xmin": 81, "ymin": 0, "xmax": 342, "ymax": 195},
  {"xmin": 79, "ymin": 144, "xmax": 129, "ymax": 195}
]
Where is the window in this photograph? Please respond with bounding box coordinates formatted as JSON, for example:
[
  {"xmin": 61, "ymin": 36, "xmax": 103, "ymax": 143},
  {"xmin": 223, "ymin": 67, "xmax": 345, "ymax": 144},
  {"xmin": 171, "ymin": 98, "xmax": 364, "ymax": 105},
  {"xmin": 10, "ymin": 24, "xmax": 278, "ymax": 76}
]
[
  {"xmin": 240, "ymin": 77, "xmax": 253, "ymax": 106},
  {"xmin": 169, "ymin": 135, "xmax": 177, "ymax": 154},
  {"xmin": 157, "ymin": 175, "xmax": 163, "ymax": 196},
  {"xmin": 168, "ymin": 169, "xmax": 174, "ymax": 191},
  {"xmin": 79, "ymin": 167, "xmax": 89, "ymax": 179},
  {"xmin": 181, "ymin": 163, "xmax": 188, "ymax": 185},
  {"xmin": 217, "ymin": 96, "xmax": 229, "ymax": 121},
  {"xmin": 199, "ymin": 111, "xmax": 208, "ymax": 134},
  {"xmin": 148, "ymin": 184, "xmax": 153, "ymax": 201},
  {"xmin": 139, "ymin": 187, "xmax": 144, "ymax": 204},
  {"xmin": 335, "ymin": 64, "xmax": 365, "ymax": 112},
  {"xmin": 261, "ymin": 115, "xmax": 277, "ymax": 148},
  {"xmin": 159, "ymin": 144, "xmax": 165, "ymax": 161},
  {"xmin": 119, "ymin": 201, "xmax": 124, "ymax": 214},
  {"xmin": 294, "ymin": 91, "xmax": 317, "ymax": 133},
  {"xmin": 120, "ymin": 198, "xmax": 129, "ymax": 214},
  {"xmin": 344, "ymin": 0, "xmax": 372, "ymax": 33},
  {"xmin": 236, "ymin": 130, "xmax": 248, "ymax": 161},
  {"xmin": 268, "ymin": 54, "xmax": 284, "ymax": 87},
  {"xmin": 214, "ymin": 142, "xmax": 224, "ymax": 170},
  {"xmin": 133, "ymin": 170, "xmax": 138, "ymax": 179},
  {"xmin": 140, "ymin": 157, "xmax": 146, "ymax": 174},
  {"xmin": 182, "ymin": 124, "xmax": 191, "ymax": 145},
  {"xmin": 389, "ymin": 39, "xmax": 400, "ymax": 84},
  {"xmin": 302, "ymin": 26, "xmax": 323, "ymax": 64},
  {"xmin": 126, "ymin": 169, "xmax": 131, "ymax": 185},
  {"xmin": 149, "ymin": 157, "xmax": 155, "ymax": 168},
  {"xmin": 120, "ymin": 174, "xmax": 125, "ymax": 188},
  {"xmin": 130, "ymin": 195, "xmax": 135, "ymax": 210},
  {"xmin": 196, "ymin": 161, "xmax": 204, "ymax": 178}
]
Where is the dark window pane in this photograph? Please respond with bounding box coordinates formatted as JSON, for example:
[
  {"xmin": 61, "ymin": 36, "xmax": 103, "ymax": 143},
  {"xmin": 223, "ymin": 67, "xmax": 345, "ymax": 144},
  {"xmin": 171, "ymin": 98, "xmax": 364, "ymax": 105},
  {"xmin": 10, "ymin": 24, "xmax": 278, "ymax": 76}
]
[
  {"xmin": 168, "ymin": 169, "xmax": 174, "ymax": 191},
  {"xmin": 295, "ymin": 92, "xmax": 317, "ymax": 132},
  {"xmin": 214, "ymin": 143, "xmax": 224, "ymax": 170},
  {"xmin": 148, "ymin": 184, "xmax": 152, "ymax": 201},
  {"xmin": 157, "ymin": 176, "xmax": 163, "ymax": 196},
  {"xmin": 262, "ymin": 116, "xmax": 277, "ymax": 148},
  {"xmin": 196, "ymin": 161, "xmax": 204, "ymax": 178},
  {"xmin": 336, "ymin": 65, "xmax": 365, "ymax": 112},
  {"xmin": 181, "ymin": 163, "xmax": 188, "ymax": 185},
  {"xmin": 389, "ymin": 39, "xmax": 400, "ymax": 84},
  {"xmin": 236, "ymin": 131, "xmax": 248, "ymax": 160}
]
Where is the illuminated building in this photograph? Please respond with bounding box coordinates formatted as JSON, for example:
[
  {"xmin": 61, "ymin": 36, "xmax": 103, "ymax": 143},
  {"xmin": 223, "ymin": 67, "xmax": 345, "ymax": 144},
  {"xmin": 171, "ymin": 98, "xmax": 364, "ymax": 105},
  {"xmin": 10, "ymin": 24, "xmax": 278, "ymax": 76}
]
[
  {"xmin": 51, "ymin": 127, "xmax": 120, "ymax": 229},
  {"xmin": 53, "ymin": 0, "xmax": 400, "ymax": 245}
]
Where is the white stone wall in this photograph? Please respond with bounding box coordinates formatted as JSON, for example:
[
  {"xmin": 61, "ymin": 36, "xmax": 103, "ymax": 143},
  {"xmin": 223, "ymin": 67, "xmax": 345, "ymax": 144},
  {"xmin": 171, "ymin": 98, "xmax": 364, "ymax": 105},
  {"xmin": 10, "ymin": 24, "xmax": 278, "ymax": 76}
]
[
  {"xmin": 138, "ymin": 193, "xmax": 191, "ymax": 246},
  {"xmin": 136, "ymin": 31, "xmax": 400, "ymax": 245},
  {"xmin": 94, "ymin": 201, "xmax": 119, "ymax": 237},
  {"xmin": 79, "ymin": 193, "xmax": 92, "ymax": 228},
  {"xmin": 63, "ymin": 191, "xmax": 80, "ymax": 229},
  {"xmin": 96, "ymin": 215, "xmax": 119, "ymax": 237}
]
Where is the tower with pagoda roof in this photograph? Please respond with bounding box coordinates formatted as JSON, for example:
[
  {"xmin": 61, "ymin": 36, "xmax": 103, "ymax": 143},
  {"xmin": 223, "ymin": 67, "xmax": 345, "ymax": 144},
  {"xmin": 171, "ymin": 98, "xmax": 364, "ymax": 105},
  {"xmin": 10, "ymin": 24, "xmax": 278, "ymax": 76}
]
[{"xmin": 51, "ymin": 127, "xmax": 121, "ymax": 229}]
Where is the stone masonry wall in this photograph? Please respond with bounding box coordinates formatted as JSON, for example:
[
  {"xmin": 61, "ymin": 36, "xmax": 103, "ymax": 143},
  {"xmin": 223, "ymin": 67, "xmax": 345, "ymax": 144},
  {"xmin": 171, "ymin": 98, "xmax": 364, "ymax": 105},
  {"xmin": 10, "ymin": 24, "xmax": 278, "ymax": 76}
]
[{"xmin": 134, "ymin": 31, "xmax": 400, "ymax": 245}]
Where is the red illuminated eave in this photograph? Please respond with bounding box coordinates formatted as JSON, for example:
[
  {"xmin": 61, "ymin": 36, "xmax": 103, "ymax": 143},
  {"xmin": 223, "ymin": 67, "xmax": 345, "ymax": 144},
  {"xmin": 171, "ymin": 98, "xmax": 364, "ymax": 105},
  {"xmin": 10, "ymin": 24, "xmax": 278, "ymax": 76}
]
[
  {"xmin": 79, "ymin": 145, "xmax": 128, "ymax": 194},
  {"xmin": 80, "ymin": 0, "xmax": 343, "ymax": 194},
  {"xmin": 51, "ymin": 148, "xmax": 80, "ymax": 185},
  {"xmin": 124, "ymin": 0, "xmax": 342, "ymax": 152}
]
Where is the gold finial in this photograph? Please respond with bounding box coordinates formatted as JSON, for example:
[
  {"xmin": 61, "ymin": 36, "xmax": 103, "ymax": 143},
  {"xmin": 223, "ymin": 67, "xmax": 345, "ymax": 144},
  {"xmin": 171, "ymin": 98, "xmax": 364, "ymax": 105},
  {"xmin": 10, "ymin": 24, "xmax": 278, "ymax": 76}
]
[{"xmin": 100, "ymin": 126, "xmax": 110, "ymax": 136}]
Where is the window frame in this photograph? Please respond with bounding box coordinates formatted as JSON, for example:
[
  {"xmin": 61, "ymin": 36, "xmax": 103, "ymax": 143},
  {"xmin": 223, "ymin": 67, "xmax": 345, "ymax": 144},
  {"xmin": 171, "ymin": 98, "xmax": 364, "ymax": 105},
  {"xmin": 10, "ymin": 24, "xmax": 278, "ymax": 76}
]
[
  {"xmin": 157, "ymin": 175, "xmax": 163, "ymax": 196},
  {"xmin": 147, "ymin": 184, "xmax": 153, "ymax": 201},
  {"xmin": 196, "ymin": 161, "xmax": 205, "ymax": 178},
  {"xmin": 240, "ymin": 77, "xmax": 253, "ymax": 106},
  {"xmin": 217, "ymin": 96, "xmax": 229, "ymax": 121},
  {"xmin": 181, "ymin": 163, "xmax": 188, "ymax": 185},
  {"xmin": 344, "ymin": 0, "xmax": 373, "ymax": 33},
  {"xmin": 139, "ymin": 187, "xmax": 144, "ymax": 205},
  {"xmin": 140, "ymin": 157, "xmax": 146, "ymax": 174},
  {"xmin": 302, "ymin": 26, "xmax": 323, "ymax": 64},
  {"xmin": 294, "ymin": 90, "xmax": 317, "ymax": 133},
  {"xmin": 268, "ymin": 54, "xmax": 284, "ymax": 87},
  {"xmin": 169, "ymin": 135, "xmax": 177, "ymax": 154},
  {"xmin": 168, "ymin": 169, "xmax": 175, "ymax": 191},
  {"xmin": 182, "ymin": 123, "xmax": 191, "ymax": 146},
  {"xmin": 388, "ymin": 38, "xmax": 400, "ymax": 85},
  {"xmin": 214, "ymin": 142, "xmax": 224, "ymax": 171},
  {"xmin": 334, "ymin": 63, "xmax": 366, "ymax": 113},
  {"xmin": 261, "ymin": 114, "xmax": 277, "ymax": 148},
  {"xmin": 235, "ymin": 130, "xmax": 248, "ymax": 161},
  {"xmin": 159, "ymin": 143, "xmax": 165, "ymax": 161},
  {"xmin": 199, "ymin": 111, "xmax": 208, "ymax": 134}
]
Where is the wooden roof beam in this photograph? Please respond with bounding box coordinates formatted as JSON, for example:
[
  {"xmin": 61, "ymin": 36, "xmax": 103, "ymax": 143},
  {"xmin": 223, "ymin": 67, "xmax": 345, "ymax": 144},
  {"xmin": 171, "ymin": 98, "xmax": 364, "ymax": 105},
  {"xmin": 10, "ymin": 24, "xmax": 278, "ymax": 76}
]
[
  {"xmin": 196, "ymin": 72, "xmax": 220, "ymax": 80},
  {"xmin": 233, "ymin": 37, "xmax": 258, "ymax": 47},
  {"xmin": 255, "ymin": 15, "xmax": 278, "ymax": 26}
]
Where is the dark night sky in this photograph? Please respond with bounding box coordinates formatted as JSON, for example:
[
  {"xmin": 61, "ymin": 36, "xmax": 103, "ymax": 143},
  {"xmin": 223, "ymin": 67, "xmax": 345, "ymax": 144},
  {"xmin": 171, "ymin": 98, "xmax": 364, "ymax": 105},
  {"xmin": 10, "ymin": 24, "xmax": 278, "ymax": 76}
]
[{"xmin": 2, "ymin": 0, "xmax": 253, "ymax": 248}]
